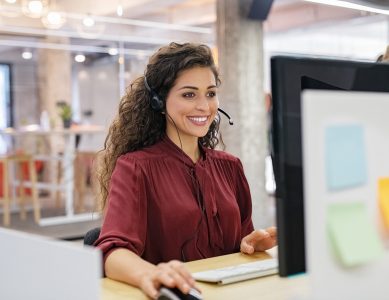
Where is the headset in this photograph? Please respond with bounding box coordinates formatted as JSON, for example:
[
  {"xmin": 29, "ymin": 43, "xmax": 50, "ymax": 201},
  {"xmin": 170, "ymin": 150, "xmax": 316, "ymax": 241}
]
[
  {"xmin": 217, "ymin": 108, "xmax": 234, "ymax": 125},
  {"xmin": 144, "ymin": 75, "xmax": 234, "ymax": 125},
  {"xmin": 144, "ymin": 76, "xmax": 165, "ymax": 112}
]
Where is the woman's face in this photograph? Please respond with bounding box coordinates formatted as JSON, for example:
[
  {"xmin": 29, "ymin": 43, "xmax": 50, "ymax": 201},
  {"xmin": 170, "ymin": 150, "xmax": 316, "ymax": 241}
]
[{"xmin": 165, "ymin": 66, "xmax": 219, "ymax": 141}]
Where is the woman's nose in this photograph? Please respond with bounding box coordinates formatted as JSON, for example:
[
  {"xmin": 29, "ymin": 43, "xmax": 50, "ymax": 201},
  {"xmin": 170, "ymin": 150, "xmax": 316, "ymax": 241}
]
[{"xmin": 195, "ymin": 95, "xmax": 209, "ymax": 111}]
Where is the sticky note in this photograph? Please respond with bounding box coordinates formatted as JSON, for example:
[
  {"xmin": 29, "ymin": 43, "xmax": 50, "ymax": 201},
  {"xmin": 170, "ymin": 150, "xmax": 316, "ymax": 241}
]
[
  {"xmin": 378, "ymin": 178, "xmax": 389, "ymax": 229},
  {"xmin": 327, "ymin": 201, "xmax": 384, "ymax": 267},
  {"xmin": 325, "ymin": 125, "xmax": 367, "ymax": 191}
]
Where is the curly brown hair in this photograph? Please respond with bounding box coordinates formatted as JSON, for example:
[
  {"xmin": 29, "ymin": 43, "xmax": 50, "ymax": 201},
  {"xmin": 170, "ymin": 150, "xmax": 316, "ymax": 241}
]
[{"xmin": 98, "ymin": 42, "xmax": 224, "ymax": 209}]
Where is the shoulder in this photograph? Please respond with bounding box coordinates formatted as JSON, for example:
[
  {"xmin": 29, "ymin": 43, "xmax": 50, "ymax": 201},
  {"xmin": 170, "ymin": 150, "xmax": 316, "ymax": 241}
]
[
  {"xmin": 205, "ymin": 148, "xmax": 242, "ymax": 167},
  {"xmin": 112, "ymin": 143, "xmax": 168, "ymax": 178},
  {"xmin": 119, "ymin": 141, "xmax": 168, "ymax": 163}
]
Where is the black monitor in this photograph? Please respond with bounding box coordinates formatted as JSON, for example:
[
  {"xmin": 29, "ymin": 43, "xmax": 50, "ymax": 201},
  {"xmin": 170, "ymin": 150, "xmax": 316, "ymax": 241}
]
[{"xmin": 270, "ymin": 55, "xmax": 389, "ymax": 277}]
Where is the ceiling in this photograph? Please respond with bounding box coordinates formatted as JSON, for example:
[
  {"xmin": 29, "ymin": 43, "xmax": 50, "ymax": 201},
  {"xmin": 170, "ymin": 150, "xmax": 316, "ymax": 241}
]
[{"xmin": 0, "ymin": 0, "xmax": 385, "ymax": 57}]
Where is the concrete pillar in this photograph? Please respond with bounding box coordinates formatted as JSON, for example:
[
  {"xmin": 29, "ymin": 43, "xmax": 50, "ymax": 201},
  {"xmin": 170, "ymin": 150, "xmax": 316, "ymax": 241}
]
[
  {"xmin": 36, "ymin": 38, "xmax": 72, "ymax": 198},
  {"xmin": 37, "ymin": 37, "xmax": 72, "ymax": 127},
  {"xmin": 217, "ymin": 0, "xmax": 271, "ymax": 228}
]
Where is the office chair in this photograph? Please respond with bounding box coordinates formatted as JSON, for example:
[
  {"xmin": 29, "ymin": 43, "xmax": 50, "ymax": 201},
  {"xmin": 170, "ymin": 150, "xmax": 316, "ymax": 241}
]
[{"xmin": 83, "ymin": 227, "xmax": 101, "ymax": 246}]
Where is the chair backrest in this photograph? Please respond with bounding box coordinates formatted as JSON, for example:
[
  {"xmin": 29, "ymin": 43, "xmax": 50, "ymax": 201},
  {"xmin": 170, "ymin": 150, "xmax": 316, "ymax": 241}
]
[{"xmin": 84, "ymin": 227, "xmax": 101, "ymax": 246}]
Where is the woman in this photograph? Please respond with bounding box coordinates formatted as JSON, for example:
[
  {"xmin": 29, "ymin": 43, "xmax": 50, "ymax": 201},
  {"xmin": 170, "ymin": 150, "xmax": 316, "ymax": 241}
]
[{"xmin": 95, "ymin": 42, "xmax": 277, "ymax": 299}]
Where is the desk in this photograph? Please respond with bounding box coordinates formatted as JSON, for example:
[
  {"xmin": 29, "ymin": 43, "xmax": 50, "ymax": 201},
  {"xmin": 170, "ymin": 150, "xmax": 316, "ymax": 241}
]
[
  {"xmin": 101, "ymin": 252, "xmax": 309, "ymax": 300},
  {"xmin": 0, "ymin": 126, "xmax": 104, "ymax": 226}
]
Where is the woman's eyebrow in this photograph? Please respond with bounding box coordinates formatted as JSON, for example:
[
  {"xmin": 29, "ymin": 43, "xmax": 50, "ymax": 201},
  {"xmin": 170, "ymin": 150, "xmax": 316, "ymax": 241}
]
[
  {"xmin": 178, "ymin": 85, "xmax": 198, "ymax": 90},
  {"xmin": 177, "ymin": 85, "xmax": 217, "ymax": 91}
]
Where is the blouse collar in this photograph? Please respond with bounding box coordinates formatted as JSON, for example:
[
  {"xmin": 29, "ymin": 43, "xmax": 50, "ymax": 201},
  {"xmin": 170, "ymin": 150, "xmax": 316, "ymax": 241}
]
[{"xmin": 160, "ymin": 135, "xmax": 207, "ymax": 167}]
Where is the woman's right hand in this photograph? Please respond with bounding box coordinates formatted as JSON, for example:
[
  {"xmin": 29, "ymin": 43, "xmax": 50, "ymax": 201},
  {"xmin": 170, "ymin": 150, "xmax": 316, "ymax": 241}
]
[{"xmin": 139, "ymin": 260, "xmax": 199, "ymax": 299}]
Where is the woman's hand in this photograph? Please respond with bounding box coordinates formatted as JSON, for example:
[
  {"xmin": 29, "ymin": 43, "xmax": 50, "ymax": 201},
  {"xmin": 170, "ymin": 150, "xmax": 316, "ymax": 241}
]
[
  {"xmin": 240, "ymin": 227, "xmax": 277, "ymax": 254},
  {"xmin": 139, "ymin": 260, "xmax": 199, "ymax": 299}
]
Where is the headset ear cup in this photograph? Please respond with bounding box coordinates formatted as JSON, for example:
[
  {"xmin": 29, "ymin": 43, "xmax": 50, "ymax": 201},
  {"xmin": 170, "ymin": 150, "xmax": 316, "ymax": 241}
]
[
  {"xmin": 144, "ymin": 76, "xmax": 164, "ymax": 112},
  {"xmin": 151, "ymin": 95, "xmax": 164, "ymax": 112}
]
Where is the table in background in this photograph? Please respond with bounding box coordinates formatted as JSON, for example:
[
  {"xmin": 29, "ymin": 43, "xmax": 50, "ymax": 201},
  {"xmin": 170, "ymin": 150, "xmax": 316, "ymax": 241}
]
[
  {"xmin": 101, "ymin": 252, "xmax": 309, "ymax": 300},
  {"xmin": 0, "ymin": 125, "xmax": 105, "ymax": 226}
]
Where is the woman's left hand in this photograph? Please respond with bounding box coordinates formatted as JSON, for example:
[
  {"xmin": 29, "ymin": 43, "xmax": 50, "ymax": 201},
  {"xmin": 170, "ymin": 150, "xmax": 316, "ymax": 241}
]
[{"xmin": 240, "ymin": 227, "xmax": 277, "ymax": 254}]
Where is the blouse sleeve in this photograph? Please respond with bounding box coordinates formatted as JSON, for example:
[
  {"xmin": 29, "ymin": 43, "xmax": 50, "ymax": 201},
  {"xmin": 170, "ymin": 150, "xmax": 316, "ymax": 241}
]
[
  {"xmin": 235, "ymin": 158, "xmax": 254, "ymax": 238},
  {"xmin": 94, "ymin": 155, "xmax": 148, "ymax": 263}
]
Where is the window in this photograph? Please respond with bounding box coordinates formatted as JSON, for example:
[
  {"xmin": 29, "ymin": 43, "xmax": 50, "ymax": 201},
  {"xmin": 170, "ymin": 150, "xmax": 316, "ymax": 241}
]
[{"xmin": 0, "ymin": 64, "xmax": 11, "ymax": 153}]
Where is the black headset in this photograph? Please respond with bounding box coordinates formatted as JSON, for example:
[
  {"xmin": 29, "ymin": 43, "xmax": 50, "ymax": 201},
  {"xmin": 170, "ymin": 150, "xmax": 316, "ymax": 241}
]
[{"xmin": 144, "ymin": 76, "xmax": 164, "ymax": 112}]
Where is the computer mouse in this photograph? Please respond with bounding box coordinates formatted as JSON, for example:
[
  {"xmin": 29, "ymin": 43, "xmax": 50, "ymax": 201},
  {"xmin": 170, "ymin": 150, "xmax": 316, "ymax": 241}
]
[{"xmin": 157, "ymin": 286, "xmax": 203, "ymax": 300}]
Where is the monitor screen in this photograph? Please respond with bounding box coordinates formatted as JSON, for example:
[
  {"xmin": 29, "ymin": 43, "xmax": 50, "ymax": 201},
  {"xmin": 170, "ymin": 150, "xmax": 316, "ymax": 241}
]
[{"xmin": 270, "ymin": 55, "xmax": 389, "ymax": 276}]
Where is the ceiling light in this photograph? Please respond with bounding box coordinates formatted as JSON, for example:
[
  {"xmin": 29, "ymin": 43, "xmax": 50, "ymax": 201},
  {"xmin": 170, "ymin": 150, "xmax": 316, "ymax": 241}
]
[
  {"xmin": 41, "ymin": 11, "xmax": 66, "ymax": 29},
  {"xmin": 116, "ymin": 5, "xmax": 123, "ymax": 17},
  {"xmin": 28, "ymin": 0, "xmax": 42, "ymax": 13},
  {"xmin": 22, "ymin": 0, "xmax": 48, "ymax": 18},
  {"xmin": 74, "ymin": 54, "xmax": 85, "ymax": 63},
  {"xmin": 303, "ymin": 0, "xmax": 389, "ymax": 14},
  {"xmin": 47, "ymin": 11, "xmax": 62, "ymax": 24},
  {"xmin": 22, "ymin": 50, "xmax": 32, "ymax": 59},
  {"xmin": 77, "ymin": 18, "xmax": 105, "ymax": 39},
  {"xmin": 5, "ymin": 0, "xmax": 17, "ymax": 4},
  {"xmin": 108, "ymin": 47, "xmax": 118, "ymax": 55},
  {"xmin": 82, "ymin": 16, "xmax": 95, "ymax": 27}
]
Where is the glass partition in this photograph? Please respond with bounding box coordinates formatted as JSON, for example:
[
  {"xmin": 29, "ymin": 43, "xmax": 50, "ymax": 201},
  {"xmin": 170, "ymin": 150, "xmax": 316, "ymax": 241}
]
[{"xmin": 0, "ymin": 64, "xmax": 11, "ymax": 154}]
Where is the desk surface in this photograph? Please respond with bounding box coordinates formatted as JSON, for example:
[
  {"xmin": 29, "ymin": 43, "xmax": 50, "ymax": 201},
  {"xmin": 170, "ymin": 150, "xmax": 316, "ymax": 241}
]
[{"xmin": 101, "ymin": 252, "xmax": 309, "ymax": 300}]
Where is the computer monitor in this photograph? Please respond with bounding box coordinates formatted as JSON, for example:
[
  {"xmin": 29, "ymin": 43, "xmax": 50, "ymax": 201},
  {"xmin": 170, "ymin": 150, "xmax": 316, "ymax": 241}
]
[
  {"xmin": 0, "ymin": 228, "xmax": 102, "ymax": 300},
  {"xmin": 270, "ymin": 55, "xmax": 389, "ymax": 277}
]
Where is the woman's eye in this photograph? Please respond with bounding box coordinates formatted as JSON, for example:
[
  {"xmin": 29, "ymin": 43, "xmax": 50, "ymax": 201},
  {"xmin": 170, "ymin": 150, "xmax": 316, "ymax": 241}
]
[
  {"xmin": 207, "ymin": 91, "xmax": 216, "ymax": 97},
  {"xmin": 183, "ymin": 92, "xmax": 195, "ymax": 98}
]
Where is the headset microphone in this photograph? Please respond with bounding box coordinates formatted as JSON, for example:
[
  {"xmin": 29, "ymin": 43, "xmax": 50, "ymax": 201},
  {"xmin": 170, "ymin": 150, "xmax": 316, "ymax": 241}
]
[{"xmin": 218, "ymin": 108, "xmax": 234, "ymax": 125}]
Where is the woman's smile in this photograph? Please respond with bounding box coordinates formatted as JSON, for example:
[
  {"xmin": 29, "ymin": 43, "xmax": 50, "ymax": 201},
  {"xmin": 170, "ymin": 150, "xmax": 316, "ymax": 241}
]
[{"xmin": 187, "ymin": 115, "xmax": 210, "ymax": 126}]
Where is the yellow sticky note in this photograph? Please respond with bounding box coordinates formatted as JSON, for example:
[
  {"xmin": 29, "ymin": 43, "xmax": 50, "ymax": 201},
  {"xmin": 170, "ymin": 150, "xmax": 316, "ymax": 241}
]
[
  {"xmin": 378, "ymin": 178, "xmax": 389, "ymax": 229},
  {"xmin": 327, "ymin": 201, "xmax": 384, "ymax": 267}
]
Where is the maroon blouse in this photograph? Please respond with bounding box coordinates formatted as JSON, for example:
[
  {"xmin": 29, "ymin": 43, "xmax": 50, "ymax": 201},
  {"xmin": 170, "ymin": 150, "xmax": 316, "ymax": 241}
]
[{"xmin": 94, "ymin": 136, "xmax": 254, "ymax": 265}]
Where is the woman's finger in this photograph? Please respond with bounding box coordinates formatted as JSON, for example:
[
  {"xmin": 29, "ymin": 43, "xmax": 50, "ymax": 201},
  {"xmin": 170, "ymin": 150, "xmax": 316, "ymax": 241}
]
[
  {"xmin": 254, "ymin": 235, "xmax": 277, "ymax": 252},
  {"xmin": 168, "ymin": 260, "xmax": 196, "ymax": 287},
  {"xmin": 154, "ymin": 261, "xmax": 198, "ymax": 295},
  {"xmin": 240, "ymin": 238, "xmax": 255, "ymax": 254},
  {"xmin": 154, "ymin": 269, "xmax": 175, "ymax": 288},
  {"xmin": 140, "ymin": 276, "xmax": 159, "ymax": 300},
  {"xmin": 265, "ymin": 226, "xmax": 277, "ymax": 237},
  {"xmin": 251, "ymin": 229, "xmax": 270, "ymax": 241},
  {"xmin": 168, "ymin": 269, "xmax": 191, "ymax": 294}
]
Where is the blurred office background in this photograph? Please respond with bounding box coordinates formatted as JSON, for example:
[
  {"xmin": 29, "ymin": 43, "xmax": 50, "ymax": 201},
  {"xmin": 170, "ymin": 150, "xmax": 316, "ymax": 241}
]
[{"xmin": 0, "ymin": 0, "xmax": 387, "ymax": 240}]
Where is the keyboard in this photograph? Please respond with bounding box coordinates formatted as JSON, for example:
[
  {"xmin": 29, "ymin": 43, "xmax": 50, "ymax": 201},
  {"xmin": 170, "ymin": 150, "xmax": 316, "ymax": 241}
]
[{"xmin": 192, "ymin": 258, "xmax": 278, "ymax": 285}]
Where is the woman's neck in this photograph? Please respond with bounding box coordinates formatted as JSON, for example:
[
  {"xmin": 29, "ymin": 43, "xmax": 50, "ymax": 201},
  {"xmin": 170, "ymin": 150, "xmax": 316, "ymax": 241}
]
[{"xmin": 166, "ymin": 130, "xmax": 200, "ymax": 163}]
